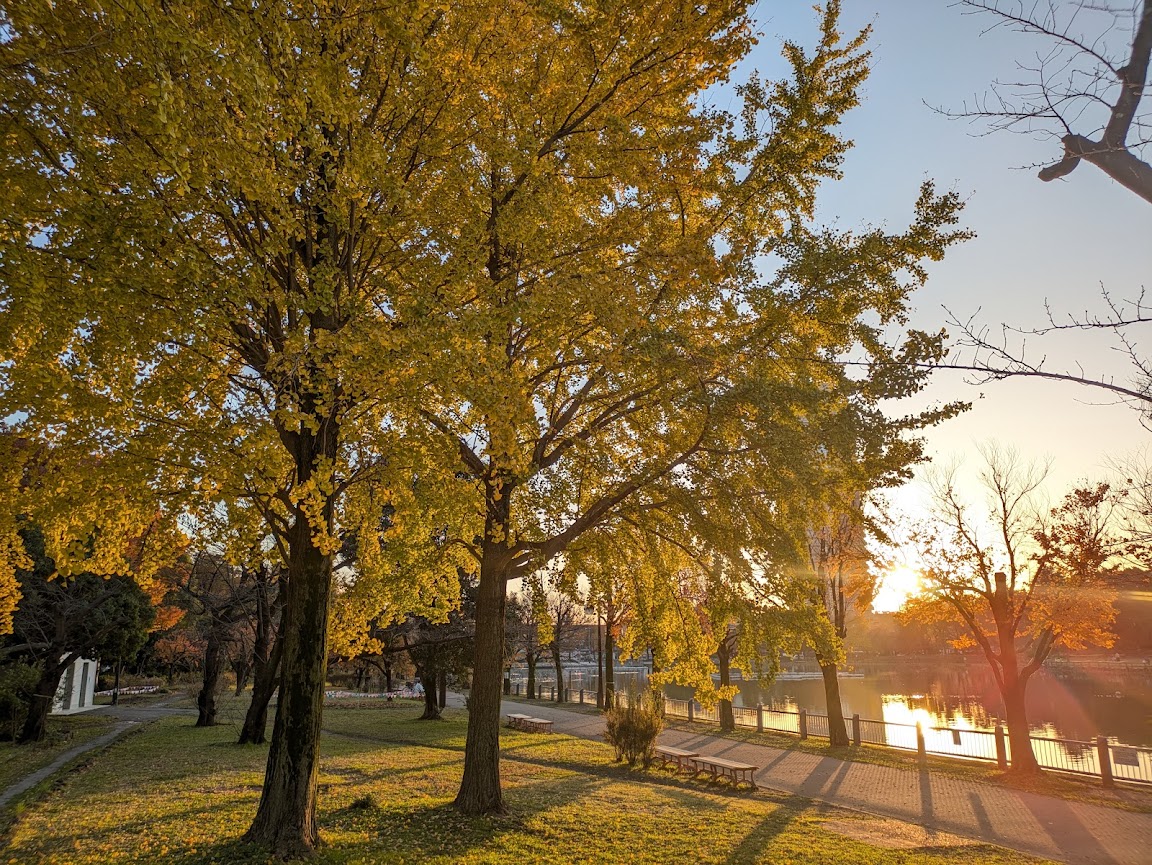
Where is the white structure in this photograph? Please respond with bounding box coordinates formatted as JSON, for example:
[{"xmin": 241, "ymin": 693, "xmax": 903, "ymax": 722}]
[{"xmin": 51, "ymin": 657, "xmax": 98, "ymax": 715}]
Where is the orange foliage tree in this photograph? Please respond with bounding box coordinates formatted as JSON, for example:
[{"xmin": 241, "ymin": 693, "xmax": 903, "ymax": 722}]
[{"xmin": 902, "ymin": 447, "xmax": 1123, "ymax": 773}]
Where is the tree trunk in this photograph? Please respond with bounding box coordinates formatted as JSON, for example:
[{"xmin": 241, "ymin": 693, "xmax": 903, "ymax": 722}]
[
  {"xmin": 384, "ymin": 659, "xmax": 392, "ymax": 694},
  {"xmin": 1002, "ymin": 682, "xmax": 1040, "ymax": 774},
  {"xmin": 196, "ymin": 631, "xmax": 226, "ymax": 727},
  {"xmin": 604, "ymin": 627, "xmax": 615, "ymax": 707},
  {"xmin": 453, "ymin": 515, "xmax": 510, "ymax": 816},
  {"xmin": 819, "ymin": 660, "xmax": 849, "ymax": 747},
  {"xmin": 419, "ymin": 672, "xmax": 441, "ymax": 720},
  {"xmin": 717, "ymin": 639, "xmax": 734, "ymax": 733},
  {"xmin": 242, "ymin": 513, "xmax": 334, "ymax": 857},
  {"xmin": 233, "ymin": 653, "xmax": 252, "ymax": 697},
  {"xmin": 20, "ymin": 657, "xmax": 71, "ymax": 744},
  {"xmin": 526, "ymin": 653, "xmax": 536, "ymax": 700},
  {"xmin": 551, "ymin": 642, "xmax": 564, "ymax": 703},
  {"xmin": 596, "ymin": 617, "xmax": 603, "ymax": 709},
  {"xmin": 239, "ymin": 628, "xmax": 282, "ymax": 745},
  {"xmin": 438, "ymin": 669, "xmax": 447, "ymax": 709},
  {"xmin": 112, "ymin": 660, "xmax": 122, "ymax": 707}
]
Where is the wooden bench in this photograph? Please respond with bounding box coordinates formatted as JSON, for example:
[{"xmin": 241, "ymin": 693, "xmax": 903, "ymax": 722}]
[
  {"xmin": 689, "ymin": 755, "xmax": 758, "ymax": 789},
  {"xmin": 654, "ymin": 745, "xmax": 699, "ymax": 772},
  {"xmin": 507, "ymin": 714, "xmax": 553, "ymax": 733}
]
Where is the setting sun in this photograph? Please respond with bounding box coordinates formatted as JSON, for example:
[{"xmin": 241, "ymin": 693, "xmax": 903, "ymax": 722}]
[{"xmin": 872, "ymin": 565, "xmax": 922, "ymax": 613}]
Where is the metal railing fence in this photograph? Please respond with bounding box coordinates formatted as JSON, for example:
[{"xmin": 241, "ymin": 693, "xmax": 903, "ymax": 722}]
[{"xmin": 509, "ymin": 680, "xmax": 1152, "ymax": 788}]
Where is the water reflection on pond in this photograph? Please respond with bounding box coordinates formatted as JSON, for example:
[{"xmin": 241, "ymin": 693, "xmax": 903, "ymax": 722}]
[{"xmin": 571, "ymin": 658, "xmax": 1152, "ymax": 749}]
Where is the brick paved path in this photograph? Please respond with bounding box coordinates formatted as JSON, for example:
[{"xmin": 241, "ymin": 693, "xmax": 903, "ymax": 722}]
[{"xmin": 493, "ymin": 697, "xmax": 1152, "ymax": 865}]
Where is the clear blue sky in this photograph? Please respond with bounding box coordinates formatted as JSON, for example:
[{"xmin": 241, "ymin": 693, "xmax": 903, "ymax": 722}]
[{"xmin": 746, "ymin": 1, "xmax": 1151, "ymax": 511}]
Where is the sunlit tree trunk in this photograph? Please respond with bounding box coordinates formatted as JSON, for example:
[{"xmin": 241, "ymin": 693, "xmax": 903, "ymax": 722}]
[{"xmin": 818, "ymin": 659, "xmax": 849, "ymax": 746}]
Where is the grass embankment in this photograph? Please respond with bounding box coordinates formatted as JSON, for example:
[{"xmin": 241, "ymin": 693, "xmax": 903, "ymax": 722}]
[
  {"xmin": 0, "ymin": 714, "xmax": 119, "ymax": 793},
  {"xmin": 663, "ymin": 719, "xmax": 1152, "ymax": 815},
  {"xmin": 0, "ymin": 704, "xmax": 1048, "ymax": 865}
]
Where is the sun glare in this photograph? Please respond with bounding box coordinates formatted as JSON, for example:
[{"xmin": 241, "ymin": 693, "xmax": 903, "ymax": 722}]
[{"xmin": 872, "ymin": 565, "xmax": 921, "ymax": 613}]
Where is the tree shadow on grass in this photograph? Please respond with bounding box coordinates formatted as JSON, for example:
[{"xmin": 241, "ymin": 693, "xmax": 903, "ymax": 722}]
[{"xmin": 720, "ymin": 794, "xmax": 809, "ymax": 865}]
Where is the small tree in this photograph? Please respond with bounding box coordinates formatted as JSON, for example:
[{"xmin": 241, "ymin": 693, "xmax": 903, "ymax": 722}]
[{"xmin": 903, "ymin": 447, "xmax": 1122, "ymax": 773}]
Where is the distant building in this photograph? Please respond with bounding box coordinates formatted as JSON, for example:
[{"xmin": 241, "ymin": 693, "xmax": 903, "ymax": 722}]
[{"xmin": 52, "ymin": 657, "xmax": 98, "ymax": 715}]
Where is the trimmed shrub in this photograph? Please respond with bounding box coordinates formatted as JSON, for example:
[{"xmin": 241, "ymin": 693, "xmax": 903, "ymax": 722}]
[{"xmin": 603, "ymin": 687, "xmax": 664, "ymax": 767}]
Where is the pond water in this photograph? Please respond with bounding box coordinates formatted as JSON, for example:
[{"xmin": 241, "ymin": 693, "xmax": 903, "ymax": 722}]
[{"xmin": 532, "ymin": 658, "xmax": 1152, "ymax": 749}]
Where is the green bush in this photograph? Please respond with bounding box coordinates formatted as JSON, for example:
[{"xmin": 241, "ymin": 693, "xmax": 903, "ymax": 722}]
[
  {"xmin": 603, "ymin": 687, "xmax": 664, "ymax": 767},
  {"xmin": 0, "ymin": 662, "xmax": 39, "ymax": 742}
]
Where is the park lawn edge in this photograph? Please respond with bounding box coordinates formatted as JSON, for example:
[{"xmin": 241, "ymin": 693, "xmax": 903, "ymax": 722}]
[{"xmin": 0, "ymin": 708, "xmax": 1058, "ymax": 865}]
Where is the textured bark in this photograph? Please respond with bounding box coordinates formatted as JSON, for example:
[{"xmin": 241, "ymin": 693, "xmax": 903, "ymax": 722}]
[
  {"xmin": 1003, "ymin": 685, "xmax": 1040, "ymax": 774},
  {"xmin": 238, "ymin": 570, "xmax": 282, "ymax": 745},
  {"xmin": 819, "ymin": 660, "xmax": 850, "ymax": 747},
  {"xmin": 419, "ymin": 674, "xmax": 441, "ymax": 720},
  {"xmin": 437, "ymin": 670, "xmax": 447, "ymax": 709},
  {"xmin": 196, "ymin": 631, "xmax": 226, "ymax": 727},
  {"xmin": 239, "ymin": 633, "xmax": 282, "ymax": 745},
  {"xmin": 454, "ymin": 501, "xmax": 510, "ymax": 816},
  {"xmin": 242, "ymin": 513, "xmax": 334, "ymax": 856},
  {"xmin": 526, "ymin": 653, "xmax": 536, "ymax": 700},
  {"xmin": 20, "ymin": 658, "xmax": 71, "ymax": 744}
]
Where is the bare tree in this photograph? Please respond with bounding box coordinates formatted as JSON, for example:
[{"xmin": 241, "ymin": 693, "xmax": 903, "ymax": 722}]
[
  {"xmin": 953, "ymin": 0, "xmax": 1152, "ymax": 202},
  {"xmin": 904, "ymin": 445, "xmax": 1123, "ymax": 773},
  {"xmin": 927, "ymin": 3, "xmax": 1152, "ymax": 415}
]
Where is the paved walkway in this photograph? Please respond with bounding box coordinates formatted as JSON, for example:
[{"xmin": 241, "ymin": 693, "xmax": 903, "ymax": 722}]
[
  {"xmin": 0, "ymin": 699, "xmax": 196, "ymax": 810},
  {"xmin": 496, "ymin": 697, "xmax": 1152, "ymax": 865}
]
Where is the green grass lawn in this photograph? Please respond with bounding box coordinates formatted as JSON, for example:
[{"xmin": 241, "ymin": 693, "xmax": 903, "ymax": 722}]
[
  {"xmin": 0, "ymin": 705, "xmax": 1052, "ymax": 865},
  {"xmin": 0, "ymin": 714, "xmax": 119, "ymax": 793}
]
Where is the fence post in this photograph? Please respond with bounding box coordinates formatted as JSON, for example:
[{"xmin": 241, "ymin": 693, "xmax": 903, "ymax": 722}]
[
  {"xmin": 1097, "ymin": 736, "xmax": 1115, "ymax": 788},
  {"xmin": 550, "ymin": 686, "xmax": 555, "ymax": 701},
  {"xmin": 579, "ymin": 688, "xmax": 585, "ymax": 705},
  {"xmin": 994, "ymin": 724, "xmax": 1007, "ymax": 770},
  {"xmin": 852, "ymin": 714, "xmax": 861, "ymax": 747},
  {"xmin": 756, "ymin": 702, "xmax": 764, "ymax": 734},
  {"xmin": 799, "ymin": 709, "xmax": 808, "ymax": 740},
  {"xmin": 515, "ymin": 683, "xmax": 520, "ymax": 697},
  {"xmin": 916, "ymin": 721, "xmax": 926, "ymax": 762},
  {"xmin": 687, "ymin": 700, "xmax": 695, "ymax": 723}
]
